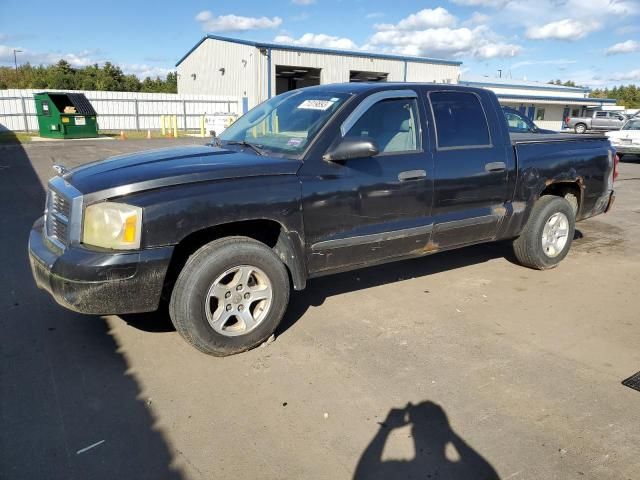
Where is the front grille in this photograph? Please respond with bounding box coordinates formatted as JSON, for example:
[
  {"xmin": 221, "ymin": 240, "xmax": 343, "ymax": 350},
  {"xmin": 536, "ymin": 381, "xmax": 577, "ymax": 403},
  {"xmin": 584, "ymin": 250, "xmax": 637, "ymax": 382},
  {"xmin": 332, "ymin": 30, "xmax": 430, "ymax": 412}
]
[{"xmin": 46, "ymin": 189, "xmax": 71, "ymax": 247}]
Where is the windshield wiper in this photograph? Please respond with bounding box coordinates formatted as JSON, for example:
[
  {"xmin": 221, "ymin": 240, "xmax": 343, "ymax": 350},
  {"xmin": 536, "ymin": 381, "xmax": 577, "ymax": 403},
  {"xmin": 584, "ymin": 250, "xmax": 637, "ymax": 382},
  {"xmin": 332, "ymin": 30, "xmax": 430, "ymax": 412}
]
[{"xmin": 225, "ymin": 141, "xmax": 265, "ymax": 156}]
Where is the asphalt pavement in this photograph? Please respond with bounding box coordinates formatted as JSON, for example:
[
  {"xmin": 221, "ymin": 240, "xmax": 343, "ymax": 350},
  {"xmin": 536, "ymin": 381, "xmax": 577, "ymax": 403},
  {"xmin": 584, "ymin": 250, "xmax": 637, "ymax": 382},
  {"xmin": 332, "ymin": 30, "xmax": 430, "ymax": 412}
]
[{"xmin": 1, "ymin": 138, "xmax": 639, "ymax": 479}]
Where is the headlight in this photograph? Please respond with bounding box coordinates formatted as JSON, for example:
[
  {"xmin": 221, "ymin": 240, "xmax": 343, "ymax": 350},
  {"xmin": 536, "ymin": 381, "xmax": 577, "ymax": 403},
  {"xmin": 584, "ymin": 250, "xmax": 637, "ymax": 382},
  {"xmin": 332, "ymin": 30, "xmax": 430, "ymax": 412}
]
[{"xmin": 82, "ymin": 202, "xmax": 142, "ymax": 250}]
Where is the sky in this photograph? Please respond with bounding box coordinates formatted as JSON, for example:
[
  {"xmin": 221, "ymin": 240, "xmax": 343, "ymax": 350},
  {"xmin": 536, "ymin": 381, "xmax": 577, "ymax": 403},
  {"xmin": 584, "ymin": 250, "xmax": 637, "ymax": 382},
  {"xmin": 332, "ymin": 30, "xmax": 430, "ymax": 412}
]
[{"xmin": 0, "ymin": 0, "xmax": 638, "ymax": 88}]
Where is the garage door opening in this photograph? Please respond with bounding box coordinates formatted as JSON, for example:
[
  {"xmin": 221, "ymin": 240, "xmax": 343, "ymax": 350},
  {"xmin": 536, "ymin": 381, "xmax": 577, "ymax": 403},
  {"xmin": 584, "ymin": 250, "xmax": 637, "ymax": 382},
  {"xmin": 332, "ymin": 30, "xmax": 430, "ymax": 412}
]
[
  {"xmin": 349, "ymin": 70, "xmax": 389, "ymax": 82},
  {"xmin": 275, "ymin": 66, "xmax": 321, "ymax": 94}
]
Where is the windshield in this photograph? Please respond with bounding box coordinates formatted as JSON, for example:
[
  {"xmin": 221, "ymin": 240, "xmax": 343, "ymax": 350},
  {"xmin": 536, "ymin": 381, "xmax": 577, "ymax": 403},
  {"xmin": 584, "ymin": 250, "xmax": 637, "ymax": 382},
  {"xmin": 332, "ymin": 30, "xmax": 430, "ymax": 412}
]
[
  {"xmin": 622, "ymin": 119, "xmax": 640, "ymax": 130},
  {"xmin": 220, "ymin": 90, "xmax": 351, "ymax": 156}
]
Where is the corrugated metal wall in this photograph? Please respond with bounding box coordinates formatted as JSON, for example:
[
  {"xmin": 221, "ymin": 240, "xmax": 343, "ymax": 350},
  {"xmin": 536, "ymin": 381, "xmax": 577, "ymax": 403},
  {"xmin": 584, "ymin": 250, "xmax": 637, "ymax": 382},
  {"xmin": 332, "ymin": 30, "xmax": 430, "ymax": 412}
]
[
  {"xmin": 177, "ymin": 38, "xmax": 461, "ymax": 107},
  {"xmin": 177, "ymin": 40, "xmax": 263, "ymax": 108},
  {"xmin": 0, "ymin": 89, "xmax": 240, "ymax": 132}
]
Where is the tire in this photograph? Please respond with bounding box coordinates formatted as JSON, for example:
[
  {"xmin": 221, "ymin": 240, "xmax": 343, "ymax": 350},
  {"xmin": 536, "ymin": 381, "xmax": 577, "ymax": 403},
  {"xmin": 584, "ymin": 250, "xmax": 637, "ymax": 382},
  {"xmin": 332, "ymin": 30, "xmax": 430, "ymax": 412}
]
[
  {"xmin": 169, "ymin": 236, "xmax": 290, "ymax": 356},
  {"xmin": 564, "ymin": 192, "xmax": 579, "ymax": 217},
  {"xmin": 512, "ymin": 196, "xmax": 576, "ymax": 270},
  {"xmin": 574, "ymin": 123, "xmax": 587, "ymax": 134}
]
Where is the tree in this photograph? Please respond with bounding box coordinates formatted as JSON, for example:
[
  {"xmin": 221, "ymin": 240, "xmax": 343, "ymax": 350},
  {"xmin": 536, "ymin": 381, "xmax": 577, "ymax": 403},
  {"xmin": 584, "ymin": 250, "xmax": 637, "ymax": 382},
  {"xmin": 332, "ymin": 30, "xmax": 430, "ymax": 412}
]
[{"xmin": 0, "ymin": 62, "xmax": 177, "ymax": 93}]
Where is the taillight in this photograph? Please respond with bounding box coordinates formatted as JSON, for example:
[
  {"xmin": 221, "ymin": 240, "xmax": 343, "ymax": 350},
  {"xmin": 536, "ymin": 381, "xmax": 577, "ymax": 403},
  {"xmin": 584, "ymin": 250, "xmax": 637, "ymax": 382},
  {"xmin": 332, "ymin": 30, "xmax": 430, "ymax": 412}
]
[{"xmin": 613, "ymin": 153, "xmax": 620, "ymax": 181}]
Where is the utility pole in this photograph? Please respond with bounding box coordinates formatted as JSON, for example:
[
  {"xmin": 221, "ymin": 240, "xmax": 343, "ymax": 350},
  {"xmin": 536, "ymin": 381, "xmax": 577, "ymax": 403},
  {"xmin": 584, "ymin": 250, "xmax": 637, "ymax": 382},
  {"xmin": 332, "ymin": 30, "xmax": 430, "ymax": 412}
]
[
  {"xmin": 497, "ymin": 69, "xmax": 502, "ymax": 79},
  {"xmin": 13, "ymin": 49, "xmax": 22, "ymax": 71}
]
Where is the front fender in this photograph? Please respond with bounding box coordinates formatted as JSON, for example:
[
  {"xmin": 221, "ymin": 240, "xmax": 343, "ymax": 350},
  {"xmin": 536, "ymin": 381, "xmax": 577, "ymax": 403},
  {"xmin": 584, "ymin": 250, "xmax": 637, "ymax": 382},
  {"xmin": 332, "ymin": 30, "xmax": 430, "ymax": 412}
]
[{"xmin": 120, "ymin": 175, "xmax": 308, "ymax": 289}]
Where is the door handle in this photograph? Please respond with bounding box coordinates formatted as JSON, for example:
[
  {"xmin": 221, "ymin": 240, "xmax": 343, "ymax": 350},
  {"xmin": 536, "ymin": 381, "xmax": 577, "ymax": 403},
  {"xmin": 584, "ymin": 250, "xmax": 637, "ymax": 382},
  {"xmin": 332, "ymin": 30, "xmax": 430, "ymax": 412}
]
[
  {"xmin": 484, "ymin": 162, "xmax": 507, "ymax": 172},
  {"xmin": 398, "ymin": 169, "xmax": 427, "ymax": 182}
]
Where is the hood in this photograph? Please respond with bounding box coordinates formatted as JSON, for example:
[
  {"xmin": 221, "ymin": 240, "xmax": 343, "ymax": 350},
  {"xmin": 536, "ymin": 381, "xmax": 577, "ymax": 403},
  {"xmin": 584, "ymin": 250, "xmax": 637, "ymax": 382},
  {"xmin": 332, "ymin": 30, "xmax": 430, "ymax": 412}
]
[{"xmin": 65, "ymin": 145, "xmax": 301, "ymax": 195}]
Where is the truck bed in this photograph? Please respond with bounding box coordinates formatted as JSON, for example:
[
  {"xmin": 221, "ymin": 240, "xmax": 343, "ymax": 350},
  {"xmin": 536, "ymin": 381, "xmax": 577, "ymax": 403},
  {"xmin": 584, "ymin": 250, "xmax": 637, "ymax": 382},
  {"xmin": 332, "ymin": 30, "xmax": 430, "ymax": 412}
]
[{"xmin": 510, "ymin": 132, "xmax": 607, "ymax": 145}]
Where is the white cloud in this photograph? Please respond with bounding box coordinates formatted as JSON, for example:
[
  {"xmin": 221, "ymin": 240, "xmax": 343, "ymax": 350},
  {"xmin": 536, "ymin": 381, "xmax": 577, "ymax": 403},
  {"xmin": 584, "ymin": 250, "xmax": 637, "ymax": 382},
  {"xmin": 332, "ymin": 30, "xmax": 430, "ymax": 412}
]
[
  {"xmin": 450, "ymin": 0, "xmax": 510, "ymax": 7},
  {"xmin": 291, "ymin": 0, "xmax": 315, "ymax": 4},
  {"xmin": 365, "ymin": 12, "xmax": 385, "ymax": 19},
  {"xmin": 525, "ymin": 18, "xmax": 600, "ymax": 41},
  {"xmin": 463, "ymin": 12, "xmax": 491, "ymax": 26},
  {"xmin": 195, "ymin": 11, "xmax": 282, "ymax": 32},
  {"xmin": 606, "ymin": 39, "xmax": 640, "ymax": 55},
  {"xmin": 274, "ymin": 33, "xmax": 358, "ymax": 50},
  {"xmin": 616, "ymin": 24, "xmax": 640, "ymax": 35},
  {"xmin": 511, "ymin": 59, "xmax": 578, "ymax": 69},
  {"xmin": 482, "ymin": 0, "xmax": 639, "ymax": 42},
  {"xmin": 122, "ymin": 64, "xmax": 173, "ymax": 79},
  {"xmin": 366, "ymin": 8, "xmax": 521, "ymax": 60},
  {"xmin": 368, "ymin": 26, "xmax": 521, "ymax": 59},
  {"xmin": 610, "ymin": 68, "xmax": 640, "ymax": 81},
  {"xmin": 0, "ymin": 44, "xmax": 100, "ymax": 68},
  {"xmin": 375, "ymin": 8, "xmax": 457, "ymax": 31},
  {"xmin": 0, "ymin": 45, "xmax": 173, "ymax": 79}
]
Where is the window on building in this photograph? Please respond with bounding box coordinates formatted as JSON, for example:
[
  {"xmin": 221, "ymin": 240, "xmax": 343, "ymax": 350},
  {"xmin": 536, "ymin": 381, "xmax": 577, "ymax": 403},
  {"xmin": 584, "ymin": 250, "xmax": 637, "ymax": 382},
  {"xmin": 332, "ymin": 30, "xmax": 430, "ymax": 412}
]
[
  {"xmin": 275, "ymin": 66, "xmax": 321, "ymax": 95},
  {"xmin": 429, "ymin": 91, "xmax": 491, "ymax": 148},
  {"xmin": 349, "ymin": 71, "xmax": 389, "ymax": 82},
  {"xmin": 345, "ymin": 98, "xmax": 420, "ymax": 153},
  {"xmin": 535, "ymin": 108, "xmax": 545, "ymax": 121}
]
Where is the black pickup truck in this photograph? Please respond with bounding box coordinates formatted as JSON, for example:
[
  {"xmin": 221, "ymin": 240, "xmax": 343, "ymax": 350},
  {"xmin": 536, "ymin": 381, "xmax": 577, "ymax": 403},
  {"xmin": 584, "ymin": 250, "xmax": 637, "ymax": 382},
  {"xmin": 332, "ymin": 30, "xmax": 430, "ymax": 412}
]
[{"xmin": 29, "ymin": 83, "xmax": 618, "ymax": 356}]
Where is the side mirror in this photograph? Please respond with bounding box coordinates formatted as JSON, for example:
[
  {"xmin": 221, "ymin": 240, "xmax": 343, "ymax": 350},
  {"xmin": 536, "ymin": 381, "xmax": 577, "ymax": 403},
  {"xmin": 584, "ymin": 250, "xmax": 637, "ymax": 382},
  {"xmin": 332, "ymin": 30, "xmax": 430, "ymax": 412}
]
[{"xmin": 323, "ymin": 138, "xmax": 379, "ymax": 162}]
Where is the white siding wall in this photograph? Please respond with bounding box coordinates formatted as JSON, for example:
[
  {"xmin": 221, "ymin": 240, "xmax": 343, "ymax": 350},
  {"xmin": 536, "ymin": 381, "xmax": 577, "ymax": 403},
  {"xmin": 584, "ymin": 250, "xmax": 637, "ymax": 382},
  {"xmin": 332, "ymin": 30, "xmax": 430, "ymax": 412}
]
[
  {"xmin": 177, "ymin": 38, "xmax": 461, "ymax": 106},
  {"xmin": 0, "ymin": 89, "xmax": 239, "ymax": 132},
  {"xmin": 486, "ymin": 86, "xmax": 587, "ymax": 99},
  {"xmin": 405, "ymin": 62, "xmax": 459, "ymax": 84},
  {"xmin": 177, "ymin": 39, "xmax": 262, "ymax": 108},
  {"xmin": 269, "ymin": 49, "xmax": 406, "ymax": 88},
  {"xmin": 501, "ymin": 102, "xmax": 567, "ymax": 131}
]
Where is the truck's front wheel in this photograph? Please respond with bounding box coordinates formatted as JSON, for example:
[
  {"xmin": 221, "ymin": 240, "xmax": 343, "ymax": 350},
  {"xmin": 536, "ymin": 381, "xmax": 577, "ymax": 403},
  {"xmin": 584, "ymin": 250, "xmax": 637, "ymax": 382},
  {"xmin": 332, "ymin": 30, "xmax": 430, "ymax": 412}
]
[
  {"xmin": 512, "ymin": 196, "xmax": 576, "ymax": 270},
  {"xmin": 169, "ymin": 236, "xmax": 290, "ymax": 356}
]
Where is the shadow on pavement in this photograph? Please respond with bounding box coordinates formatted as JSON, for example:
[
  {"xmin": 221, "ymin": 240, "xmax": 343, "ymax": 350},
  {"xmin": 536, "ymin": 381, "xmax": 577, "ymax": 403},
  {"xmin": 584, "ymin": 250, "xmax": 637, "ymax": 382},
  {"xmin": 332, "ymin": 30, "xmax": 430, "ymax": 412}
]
[
  {"xmin": 279, "ymin": 240, "xmax": 516, "ymax": 336},
  {"xmin": 354, "ymin": 401, "xmax": 500, "ymax": 480},
  {"xmin": 0, "ymin": 131, "xmax": 183, "ymax": 480}
]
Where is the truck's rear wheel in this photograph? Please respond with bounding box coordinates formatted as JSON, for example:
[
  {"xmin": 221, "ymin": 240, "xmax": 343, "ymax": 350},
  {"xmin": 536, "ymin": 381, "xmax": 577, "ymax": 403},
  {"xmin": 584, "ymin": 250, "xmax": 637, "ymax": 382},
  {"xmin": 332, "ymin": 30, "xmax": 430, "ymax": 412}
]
[
  {"xmin": 574, "ymin": 123, "xmax": 587, "ymax": 134},
  {"xmin": 512, "ymin": 196, "xmax": 575, "ymax": 270},
  {"xmin": 169, "ymin": 236, "xmax": 290, "ymax": 356}
]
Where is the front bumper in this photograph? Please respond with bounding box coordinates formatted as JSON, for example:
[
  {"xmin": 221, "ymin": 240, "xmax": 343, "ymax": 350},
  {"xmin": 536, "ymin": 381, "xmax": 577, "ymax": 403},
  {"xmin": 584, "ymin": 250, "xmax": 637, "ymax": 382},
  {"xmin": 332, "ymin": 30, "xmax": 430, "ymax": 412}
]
[{"xmin": 28, "ymin": 217, "xmax": 174, "ymax": 315}]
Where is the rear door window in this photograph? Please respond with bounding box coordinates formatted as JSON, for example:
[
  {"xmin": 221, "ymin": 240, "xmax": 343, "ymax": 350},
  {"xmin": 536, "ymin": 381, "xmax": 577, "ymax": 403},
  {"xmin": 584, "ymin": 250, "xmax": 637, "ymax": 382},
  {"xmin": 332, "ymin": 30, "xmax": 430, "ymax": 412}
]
[{"xmin": 429, "ymin": 91, "xmax": 491, "ymax": 149}]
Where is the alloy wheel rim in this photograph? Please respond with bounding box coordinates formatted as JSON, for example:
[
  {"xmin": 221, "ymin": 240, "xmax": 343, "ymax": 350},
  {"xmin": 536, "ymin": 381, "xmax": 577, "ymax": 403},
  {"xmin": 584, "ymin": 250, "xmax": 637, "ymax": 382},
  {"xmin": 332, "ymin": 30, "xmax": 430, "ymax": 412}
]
[
  {"xmin": 541, "ymin": 212, "xmax": 569, "ymax": 258},
  {"xmin": 205, "ymin": 265, "xmax": 273, "ymax": 337}
]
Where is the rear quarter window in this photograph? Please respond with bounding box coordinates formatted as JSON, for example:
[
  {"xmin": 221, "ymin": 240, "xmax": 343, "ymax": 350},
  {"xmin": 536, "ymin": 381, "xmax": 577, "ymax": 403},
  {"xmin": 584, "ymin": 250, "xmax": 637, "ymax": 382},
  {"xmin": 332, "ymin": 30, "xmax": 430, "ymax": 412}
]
[{"xmin": 429, "ymin": 91, "xmax": 491, "ymax": 149}]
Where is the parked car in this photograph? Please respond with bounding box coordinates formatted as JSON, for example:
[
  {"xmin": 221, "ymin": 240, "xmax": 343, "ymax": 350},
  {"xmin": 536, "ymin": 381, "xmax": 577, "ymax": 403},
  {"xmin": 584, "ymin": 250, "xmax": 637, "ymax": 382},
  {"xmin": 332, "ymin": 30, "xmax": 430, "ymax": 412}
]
[
  {"xmin": 566, "ymin": 110, "xmax": 627, "ymax": 133},
  {"xmin": 29, "ymin": 83, "xmax": 618, "ymax": 356},
  {"xmin": 502, "ymin": 106, "xmax": 556, "ymax": 134},
  {"xmin": 606, "ymin": 118, "xmax": 640, "ymax": 158}
]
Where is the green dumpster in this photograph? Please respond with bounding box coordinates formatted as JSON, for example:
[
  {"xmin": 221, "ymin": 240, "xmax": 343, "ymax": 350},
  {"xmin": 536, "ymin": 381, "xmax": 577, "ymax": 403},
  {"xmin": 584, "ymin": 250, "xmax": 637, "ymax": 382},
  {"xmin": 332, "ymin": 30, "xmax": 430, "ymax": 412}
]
[{"xmin": 34, "ymin": 92, "xmax": 99, "ymax": 139}]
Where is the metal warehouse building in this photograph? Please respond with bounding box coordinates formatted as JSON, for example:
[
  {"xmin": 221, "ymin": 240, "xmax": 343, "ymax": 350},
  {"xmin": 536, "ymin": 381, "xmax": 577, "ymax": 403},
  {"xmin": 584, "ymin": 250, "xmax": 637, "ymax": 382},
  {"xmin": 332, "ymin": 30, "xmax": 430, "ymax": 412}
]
[{"xmin": 176, "ymin": 35, "xmax": 462, "ymax": 111}]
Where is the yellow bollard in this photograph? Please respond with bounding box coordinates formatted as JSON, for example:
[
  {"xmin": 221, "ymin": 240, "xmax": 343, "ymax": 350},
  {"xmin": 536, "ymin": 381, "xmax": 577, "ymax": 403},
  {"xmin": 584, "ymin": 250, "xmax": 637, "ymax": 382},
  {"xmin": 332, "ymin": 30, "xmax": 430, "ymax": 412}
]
[
  {"xmin": 160, "ymin": 115, "xmax": 166, "ymax": 136},
  {"xmin": 200, "ymin": 115, "xmax": 205, "ymax": 138},
  {"xmin": 173, "ymin": 115, "xmax": 178, "ymax": 138}
]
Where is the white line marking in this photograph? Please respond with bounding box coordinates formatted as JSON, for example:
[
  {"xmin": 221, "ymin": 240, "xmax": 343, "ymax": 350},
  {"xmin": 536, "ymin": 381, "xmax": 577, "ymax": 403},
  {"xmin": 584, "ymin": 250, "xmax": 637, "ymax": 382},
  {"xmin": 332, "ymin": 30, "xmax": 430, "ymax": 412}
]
[{"xmin": 76, "ymin": 440, "xmax": 105, "ymax": 455}]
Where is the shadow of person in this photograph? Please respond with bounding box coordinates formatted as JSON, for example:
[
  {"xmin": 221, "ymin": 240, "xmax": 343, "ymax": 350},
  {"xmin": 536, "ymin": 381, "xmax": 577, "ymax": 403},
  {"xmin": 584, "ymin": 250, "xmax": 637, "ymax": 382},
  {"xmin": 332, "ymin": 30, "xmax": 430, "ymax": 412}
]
[{"xmin": 354, "ymin": 401, "xmax": 500, "ymax": 480}]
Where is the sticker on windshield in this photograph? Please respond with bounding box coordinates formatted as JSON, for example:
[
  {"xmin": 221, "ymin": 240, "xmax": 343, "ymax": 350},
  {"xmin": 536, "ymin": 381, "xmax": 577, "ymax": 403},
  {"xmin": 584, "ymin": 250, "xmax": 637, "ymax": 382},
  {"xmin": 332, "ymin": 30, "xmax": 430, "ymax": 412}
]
[
  {"xmin": 297, "ymin": 99, "xmax": 335, "ymax": 111},
  {"xmin": 286, "ymin": 138, "xmax": 304, "ymax": 147}
]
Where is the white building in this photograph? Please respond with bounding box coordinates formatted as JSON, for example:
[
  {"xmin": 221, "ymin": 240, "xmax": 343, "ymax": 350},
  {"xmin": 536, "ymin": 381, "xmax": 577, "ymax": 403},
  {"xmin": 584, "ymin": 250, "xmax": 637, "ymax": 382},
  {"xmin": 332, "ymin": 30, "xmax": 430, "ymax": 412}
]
[
  {"xmin": 176, "ymin": 35, "xmax": 462, "ymax": 111},
  {"xmin": 176, "ymin": 36, "xmax": 619, "ymax": 131},
  {"xmin": 459, "ymin": 78, "xmax": 618, "ymax": 131}
]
